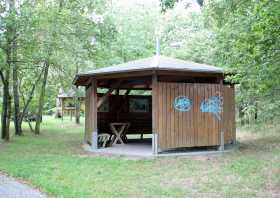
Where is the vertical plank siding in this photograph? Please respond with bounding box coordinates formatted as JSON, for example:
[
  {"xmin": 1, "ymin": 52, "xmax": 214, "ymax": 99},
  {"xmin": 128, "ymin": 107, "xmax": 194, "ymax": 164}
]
[
  {"xmin": 157, "ymin": 82, "xmax": 235, "ymax": 150},
  {"xmin": 84, "ymin": 81, "xmax": 236, "ymax": 150},
  {"xmin": 152, "ymin": 75, "xmax": 158, "ymax": 153},
  {"xmin": 223, "ymin": 85, "xmax": 236, "ymax": 144}
]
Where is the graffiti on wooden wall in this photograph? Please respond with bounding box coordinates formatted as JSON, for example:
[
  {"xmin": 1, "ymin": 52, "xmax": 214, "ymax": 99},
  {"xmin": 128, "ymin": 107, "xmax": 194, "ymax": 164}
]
[
  {"xmin": 173, "ymin": 96, "xmax": 192, "ymax": 112},
  {"xmin": 200, "ymin": 95, "xmax": 222, "ymax": 120}
]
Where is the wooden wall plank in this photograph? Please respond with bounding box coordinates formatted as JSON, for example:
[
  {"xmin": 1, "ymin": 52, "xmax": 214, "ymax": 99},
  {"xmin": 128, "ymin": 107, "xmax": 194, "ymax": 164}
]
[
  {"xmin": 190, "ymin": 84, "xmax": 194, "ymax": 146},
  {"xmin": 152, "ymin": 74, "xmax": 158, "ymax": 153},
  {"xmin": 223, "ymin": 85, "xmax": 236, "ymax": 144},
  {"xmin": 162, "ymin": 83, "xmax": 167, "ymax": 148},
  {"xmin": 171, "ymin": 83, "xmax": 176, "ymax": 147},
  {"xmin": 157, "ymin": 79, "xmax": 163, "ymax": 147},
  {"xmin": 194, "ymin": 83, "xmax": 199, "ymax": 146},
  {"xmin": 180, "ymin": 83, "xmax": 185, "ymax": 147}
]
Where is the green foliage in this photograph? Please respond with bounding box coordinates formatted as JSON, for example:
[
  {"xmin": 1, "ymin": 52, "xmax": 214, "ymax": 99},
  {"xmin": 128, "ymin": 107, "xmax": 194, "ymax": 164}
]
[
  {"xmin": 203, "ymin": 0, "xmax": 280, "ymax": 122},
  {"xmin": 160, "ymin": 0, "xmax": 280, "ymax": 123},
  {"xmin": 101, "ymin": 3, "xmax": 157, "ymax": 66},
  {"xmin": 1, "ymin": 0, "xmax": 117, "ymax": 114},
  {"xmin": 1, "ymin": 0, "xmax": 279, "ymax": 125},
  {"xmin": 161, "ymin": 11, "xmax": 215, "ymax": 64}
]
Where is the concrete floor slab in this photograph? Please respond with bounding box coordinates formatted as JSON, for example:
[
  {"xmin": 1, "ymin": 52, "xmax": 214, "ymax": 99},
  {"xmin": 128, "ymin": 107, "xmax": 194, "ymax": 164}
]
[
  {"xmin": 84, "ymin": 139, "xmax": 153, "ymax": 158},
  {"xmin": 83, "ymin": 138, "xmax": 238, "ymax": 159}
]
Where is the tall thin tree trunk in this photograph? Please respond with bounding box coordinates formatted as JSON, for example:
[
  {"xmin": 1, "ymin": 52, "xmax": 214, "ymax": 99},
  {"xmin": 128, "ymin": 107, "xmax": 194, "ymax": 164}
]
[
  {"xmin": 0, "ymin": 0, "xmax": 16, "ymax": 140},
  {"xmin": 254, "ymin": 102, "xmax": 258, "ymax": 121},
  {"xmin": 18, "ymin": 72, "xmax": 42, "ymax": 129},
  {"xmin": 12, "ymin": 44, "xmax": 21, "ymax": 135},
  {"xmin": 6, "ymin": 94, "xmax": 12, "ymax": 140},
  {"xmin": 35, "ymin": 62, "xmax": 49, "ymax": 135},
  {"xmin": 1, "ymin": 83, "xmax": 8, "ymax": 139},
  {"xmin": 1, "ymin": 70, "xmax": 10, "ymax": 141},
  {"xmin": 74, "ymin": 66, "xmax": 80, "ymax": 124},
  {"xmin": 239, "ymin": 104, "xmax": 245, "ymax": 126},
  {"xmin": 34, "ymin": 0, "xmax": 63, "ymax": 133},
  {"xmin": 74, "ymin": 89, "xmax": 80, "ymax": 124},
  {"xmin": 10, "ymin": 0, "xmax": 20, "ymax": 134}
]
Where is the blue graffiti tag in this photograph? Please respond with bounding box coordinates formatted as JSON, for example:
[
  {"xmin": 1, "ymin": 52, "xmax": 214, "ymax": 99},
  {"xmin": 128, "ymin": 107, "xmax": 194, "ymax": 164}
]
[
  {"xmin": 200, "ymin": 96, "xmax": 222, "ymax": 120},
  {"xmin": 173, "ymin": 96, "xmax": 192, "ymax": 112}
]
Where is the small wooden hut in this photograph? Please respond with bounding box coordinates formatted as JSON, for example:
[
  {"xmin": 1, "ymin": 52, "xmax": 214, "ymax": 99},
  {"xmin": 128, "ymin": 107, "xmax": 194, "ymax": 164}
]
[
  {"xmin": 56, "ymin": 89, "xmax": 85, "ymax": 118},
  {"xmin": 74, "ymin": 55, "xmax": 235, "ymax": 153}
]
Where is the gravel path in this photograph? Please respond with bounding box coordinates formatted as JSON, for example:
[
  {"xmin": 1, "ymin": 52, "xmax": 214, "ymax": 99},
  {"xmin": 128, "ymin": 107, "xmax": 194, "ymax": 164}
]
[{"xmin": 0, "ymin": 174, "xmax": 48, "ymax": 198}]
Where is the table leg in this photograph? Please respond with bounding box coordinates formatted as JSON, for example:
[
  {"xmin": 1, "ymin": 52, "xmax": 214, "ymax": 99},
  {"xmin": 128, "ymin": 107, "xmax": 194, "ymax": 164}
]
[{"xmin": 112, "ymin": 125, "xmax": 126, "ymax": 145}]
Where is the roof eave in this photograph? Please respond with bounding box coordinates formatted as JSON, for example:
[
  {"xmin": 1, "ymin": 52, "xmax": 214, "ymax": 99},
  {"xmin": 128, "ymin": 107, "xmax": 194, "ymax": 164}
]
[{"xmin": 73, "ymin": 68, "xmax": 224, "ymax": 87}]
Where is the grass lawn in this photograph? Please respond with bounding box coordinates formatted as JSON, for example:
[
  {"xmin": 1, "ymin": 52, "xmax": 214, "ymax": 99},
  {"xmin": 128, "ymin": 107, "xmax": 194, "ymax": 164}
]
[{"xmin": 0, "ymin": 116, "xmax": 280, "ymax": 198}]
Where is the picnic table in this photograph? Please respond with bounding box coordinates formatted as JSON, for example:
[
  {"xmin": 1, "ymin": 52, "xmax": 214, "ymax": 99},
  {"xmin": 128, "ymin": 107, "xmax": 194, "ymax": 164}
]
[{"xmin": 110, "ymin": 122, "xmax": 130, "ymax": 145}]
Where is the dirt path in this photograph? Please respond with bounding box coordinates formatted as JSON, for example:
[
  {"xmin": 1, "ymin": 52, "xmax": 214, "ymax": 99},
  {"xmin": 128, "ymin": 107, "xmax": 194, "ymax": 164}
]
[{"xmin": 0, "ymin": 174, "xmax": 48, "ymax": 198}]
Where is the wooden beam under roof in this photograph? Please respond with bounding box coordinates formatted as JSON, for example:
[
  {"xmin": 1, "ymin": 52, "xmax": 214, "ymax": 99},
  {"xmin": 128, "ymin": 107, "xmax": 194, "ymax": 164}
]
[{"xmin": 97, "ymin": 87, "xmax": 114, "ymax": 109}]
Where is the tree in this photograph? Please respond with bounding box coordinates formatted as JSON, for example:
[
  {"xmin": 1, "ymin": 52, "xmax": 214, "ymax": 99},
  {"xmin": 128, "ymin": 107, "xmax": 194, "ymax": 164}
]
[
  {"xmin": 160, "ymin": 0, "xmax": 280, "ymax": 123},
  {"xmin": 0, "ymin": 0, "xmax": 17, "ymax": 141},
  {"xmin": 0, "ymin": 0, "xmax": 117, "ymax": 138},
  {"xmin": 204, "ymin": 0, "xmax": 280, "ymax": 123},
  {"xmin": 105, "ymin": 2, "xmax": 157, "ymax": 65}
]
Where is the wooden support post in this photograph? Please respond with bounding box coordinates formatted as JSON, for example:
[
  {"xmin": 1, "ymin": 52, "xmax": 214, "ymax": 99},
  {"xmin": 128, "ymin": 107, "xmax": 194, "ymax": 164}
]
[
  {"xmin": 152, "ymin": 133, "xmax": 158, "ymax": 154},
  {"xmin": 232, "ymin": 84, "xmax": 236, "ymax": 145},
  {"xmin": 84, "ymin": 87, "xmax": 90, "ymax": 143},
  {"xmin": 152, "ymin": 74, "xmax": 159, "ymax": 154},
  {"xmin": 218, "ymin": 78, "xmax": 224, "ymax": 151},
  {"xmin": 91, "ymin": 79, "xmax": 98, "ymax": 149},
  {"xmin": 219, "ymin": 130, "xmax": 224, "ymax": 151},
  {"xmin": 85, "ymin": 79, "xmax": 98, "ymax": 149}
]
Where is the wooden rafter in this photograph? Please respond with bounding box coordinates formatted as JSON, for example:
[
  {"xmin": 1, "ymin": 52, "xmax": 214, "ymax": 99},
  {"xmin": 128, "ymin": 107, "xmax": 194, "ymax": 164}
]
[
  {"xmin": 97, "ymin": 87, "xmax": 114, "ymax": 108},
  {"xmin": 97, "ymin": 80, "xmax": 122, "ymax": 108}
]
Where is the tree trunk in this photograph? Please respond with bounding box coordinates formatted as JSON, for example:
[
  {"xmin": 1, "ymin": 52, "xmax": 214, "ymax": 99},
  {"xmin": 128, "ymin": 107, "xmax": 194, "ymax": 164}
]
[
  {"xmin": 1, "ymin": 70, "xmax": 10, "ymax": 141},
  {"xmin": 1, "ymin": 83, "xmax": 8, "ymax": 140},
  {"xmin": 239, "ymin": 104, "xmax": 245, "ymax": 126},
  {"xmin": 254, "ymin": 102, "xmax": 258, "ymax": 121},
  {"xmin": 35, "ymin": 62, "xmax": 49, "ymax": 135},
  {"xmin": 74, "ymin": 89, "xmax": 80, "ymax": 124},
  {"xmin": 0, "ymin": 0, "xmax": 16, "ymax": 140},
  {"xmin": 12, "ymin": 47, "xmax": 21, "ymax": 135},
  {"xmin": 34, "ymin": 0, "xmax": 63, "ymax": 133},
  {"xmin": 74, "ymin": 65, "xmax": 80, "ymax": 124},
  {"xmin": 6, "ymin": 94, "xmax": 12, "ymax": 141},
  {"xmin": 19, "ymin": 71, "xmax": 42, "ymax": 130}
]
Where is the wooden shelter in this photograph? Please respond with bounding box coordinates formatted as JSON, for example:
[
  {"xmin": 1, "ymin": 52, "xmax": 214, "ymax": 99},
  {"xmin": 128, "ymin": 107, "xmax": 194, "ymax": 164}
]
[
  {"xmin": 74, "ymin": 55, "xmax": 235, "ymax": 153},
  {"xmin": 56, "ymin": 89, "xmax": 85, "ymax": 118}
]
